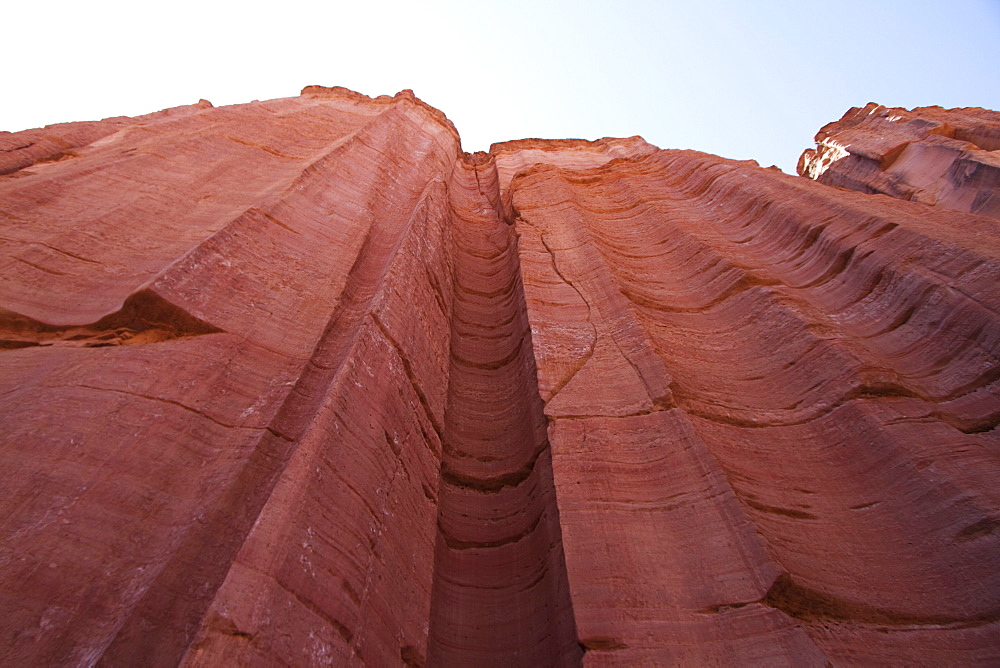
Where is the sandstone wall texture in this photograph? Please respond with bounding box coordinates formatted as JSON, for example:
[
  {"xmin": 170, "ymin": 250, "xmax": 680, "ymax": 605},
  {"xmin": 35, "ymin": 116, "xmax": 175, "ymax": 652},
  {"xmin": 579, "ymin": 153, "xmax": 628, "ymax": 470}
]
[{"xmin": 1, "ymin": 87, "xmax": 999, "ymax": 666}]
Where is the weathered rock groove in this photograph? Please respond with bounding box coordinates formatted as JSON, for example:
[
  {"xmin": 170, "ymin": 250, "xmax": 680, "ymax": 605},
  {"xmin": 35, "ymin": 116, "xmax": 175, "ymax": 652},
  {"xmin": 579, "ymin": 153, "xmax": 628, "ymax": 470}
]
[{"xmin": 426, "ymin": 155, "xmax": 581, "ymax": 665}]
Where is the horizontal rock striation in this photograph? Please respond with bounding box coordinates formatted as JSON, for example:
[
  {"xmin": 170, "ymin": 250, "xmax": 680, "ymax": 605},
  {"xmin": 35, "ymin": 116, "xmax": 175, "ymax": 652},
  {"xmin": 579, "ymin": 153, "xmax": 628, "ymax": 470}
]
[{"xmin": 1, "ymin": 89, "xmax": 998, "ymax": 666}]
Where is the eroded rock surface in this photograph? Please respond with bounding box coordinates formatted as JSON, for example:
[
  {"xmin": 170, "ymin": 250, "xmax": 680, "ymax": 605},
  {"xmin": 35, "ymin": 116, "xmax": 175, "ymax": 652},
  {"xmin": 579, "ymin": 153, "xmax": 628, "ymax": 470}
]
[
  {"xmin": 1, "ymin": 90, "xmax": 998, "ymax": 666},
  {"xmin": 798, "ymin": 103, "xmax": 1000, "ymax": 219}
]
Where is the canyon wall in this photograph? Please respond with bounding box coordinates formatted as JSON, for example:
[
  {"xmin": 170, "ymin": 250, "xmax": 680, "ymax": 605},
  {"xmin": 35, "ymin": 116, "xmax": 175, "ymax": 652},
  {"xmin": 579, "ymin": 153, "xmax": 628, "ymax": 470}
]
[{"xmin": 1, "ymin": 87, "xmax": 998, "ymax": 666}]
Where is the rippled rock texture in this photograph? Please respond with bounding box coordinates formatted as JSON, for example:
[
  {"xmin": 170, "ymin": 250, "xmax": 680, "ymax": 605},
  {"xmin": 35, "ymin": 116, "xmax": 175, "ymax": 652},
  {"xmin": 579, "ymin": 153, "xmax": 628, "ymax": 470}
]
[{"xmin": 2, "ymin": 89, "xmax": 999, "ymax": 666}]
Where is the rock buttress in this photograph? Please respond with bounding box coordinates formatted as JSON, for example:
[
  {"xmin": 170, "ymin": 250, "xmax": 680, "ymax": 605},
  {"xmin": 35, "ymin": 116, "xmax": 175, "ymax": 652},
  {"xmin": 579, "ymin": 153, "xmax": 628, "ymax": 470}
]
[{"xmin": 510, "ymin": 146, "xmax": 1000, "ymax": 664}]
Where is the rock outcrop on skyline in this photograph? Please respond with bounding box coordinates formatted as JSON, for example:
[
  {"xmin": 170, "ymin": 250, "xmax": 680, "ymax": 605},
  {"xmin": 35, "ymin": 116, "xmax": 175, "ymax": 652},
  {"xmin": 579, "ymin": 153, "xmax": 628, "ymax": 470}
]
[
  {"xmin": 1, "ymin": 87, "xmax": 998, "ymax": 666},
  {"xmin": 798, "ymin": 102, "xmax": 1000, "ymax": 219}
]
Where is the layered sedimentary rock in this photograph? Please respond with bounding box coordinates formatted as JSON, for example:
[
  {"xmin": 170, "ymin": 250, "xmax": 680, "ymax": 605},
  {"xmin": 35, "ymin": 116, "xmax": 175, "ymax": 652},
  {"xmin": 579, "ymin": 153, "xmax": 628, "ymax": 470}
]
[
  {"xmin": 1, "ymin": 89, "xmax": 998, "ymax": 666},
  {"xmin": 798, "ymin": 102, "xmax": 1000, "ymax": 219}
]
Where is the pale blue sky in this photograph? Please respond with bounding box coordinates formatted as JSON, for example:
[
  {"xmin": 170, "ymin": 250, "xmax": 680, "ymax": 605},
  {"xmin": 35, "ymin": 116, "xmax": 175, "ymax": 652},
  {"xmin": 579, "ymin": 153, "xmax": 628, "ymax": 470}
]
[{"xmin": 5, "ymin": 1, "xmax": 999, "ymax": 172}]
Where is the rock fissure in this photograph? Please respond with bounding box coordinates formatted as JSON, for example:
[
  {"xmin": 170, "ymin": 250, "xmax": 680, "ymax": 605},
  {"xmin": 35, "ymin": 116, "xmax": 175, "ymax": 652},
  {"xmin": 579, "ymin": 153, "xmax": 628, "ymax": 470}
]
[
  {"xmin": 426, "ymin": 157, "xmax": 582, "ymax": 665},
  {"xmin": 524, "ymin": 218, "xmax": 599, "ymax": 405}
]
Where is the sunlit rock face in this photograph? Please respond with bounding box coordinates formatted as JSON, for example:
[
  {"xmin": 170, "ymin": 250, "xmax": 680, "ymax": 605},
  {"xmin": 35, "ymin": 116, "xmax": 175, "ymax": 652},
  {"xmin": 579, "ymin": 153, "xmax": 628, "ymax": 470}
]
[
  {"xmin": 799, "ymin": 102, "xmax": 1000, "ymax": 219},
  {"xmin": 1, "ymin": 87, "xmax": 998, "ymax": 666}
]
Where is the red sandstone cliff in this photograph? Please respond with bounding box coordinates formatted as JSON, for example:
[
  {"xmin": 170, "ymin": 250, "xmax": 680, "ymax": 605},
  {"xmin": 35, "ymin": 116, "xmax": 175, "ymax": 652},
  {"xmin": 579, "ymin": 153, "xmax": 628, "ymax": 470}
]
[{"xmin": 1, "ymin": 88, "xmax": 998, "ymax": 666}]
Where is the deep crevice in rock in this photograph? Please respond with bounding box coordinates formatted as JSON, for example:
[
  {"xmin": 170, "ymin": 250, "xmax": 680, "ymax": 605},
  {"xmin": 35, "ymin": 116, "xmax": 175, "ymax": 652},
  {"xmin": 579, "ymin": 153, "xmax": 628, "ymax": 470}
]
[{"xmin": 426, "ymin": 157, "xmax": 582, "ymax": 666}]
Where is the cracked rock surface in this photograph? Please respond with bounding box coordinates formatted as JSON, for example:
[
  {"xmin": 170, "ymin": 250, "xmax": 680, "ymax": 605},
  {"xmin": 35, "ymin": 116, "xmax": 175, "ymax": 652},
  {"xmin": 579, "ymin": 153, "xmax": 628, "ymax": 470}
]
[{"xmin": 1, "ymin": 87, "xmax": 999, "ymax": 666}]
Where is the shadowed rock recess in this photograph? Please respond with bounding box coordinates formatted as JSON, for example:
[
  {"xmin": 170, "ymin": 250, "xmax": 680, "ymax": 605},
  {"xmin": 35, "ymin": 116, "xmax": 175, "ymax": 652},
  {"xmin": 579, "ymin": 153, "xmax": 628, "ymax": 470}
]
[{"xmin": 1, "ymin": 87, "xmax": 999, "ymax": 666}]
